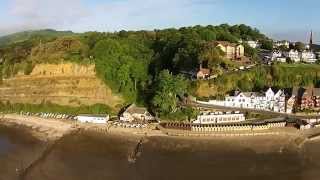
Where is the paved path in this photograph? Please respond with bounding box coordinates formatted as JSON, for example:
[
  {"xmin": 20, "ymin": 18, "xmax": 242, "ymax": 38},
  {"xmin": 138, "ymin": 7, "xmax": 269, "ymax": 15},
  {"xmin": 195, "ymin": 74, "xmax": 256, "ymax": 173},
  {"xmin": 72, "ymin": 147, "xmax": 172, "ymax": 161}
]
[{"xmin": 191, "ymin": 102, "xmax": 320, "ymax": 119}]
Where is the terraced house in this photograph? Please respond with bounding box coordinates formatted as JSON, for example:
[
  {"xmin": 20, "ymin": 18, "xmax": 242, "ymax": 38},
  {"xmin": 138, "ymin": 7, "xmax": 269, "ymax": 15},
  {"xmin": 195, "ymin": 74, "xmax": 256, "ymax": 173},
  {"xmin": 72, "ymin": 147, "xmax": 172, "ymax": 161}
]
[{"xmin": 222, "ymin": 88, "xmax": 286, "ymax": 113}]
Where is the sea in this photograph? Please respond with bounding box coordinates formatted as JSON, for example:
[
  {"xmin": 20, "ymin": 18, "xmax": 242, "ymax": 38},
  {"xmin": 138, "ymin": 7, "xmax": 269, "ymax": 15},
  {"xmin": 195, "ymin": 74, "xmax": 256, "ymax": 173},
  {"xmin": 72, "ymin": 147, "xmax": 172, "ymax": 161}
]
[{"xmin": 0, "ymin": 125, "xmax": 320, "ymax": 180}]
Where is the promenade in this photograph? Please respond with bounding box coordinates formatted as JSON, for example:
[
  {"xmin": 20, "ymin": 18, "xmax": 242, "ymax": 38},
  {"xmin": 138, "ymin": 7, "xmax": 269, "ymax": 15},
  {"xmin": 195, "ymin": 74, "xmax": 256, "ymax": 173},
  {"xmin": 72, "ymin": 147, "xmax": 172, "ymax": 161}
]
[{"xmin": 192, "ymin": 101, "xmax": 320, "ymax": 119}]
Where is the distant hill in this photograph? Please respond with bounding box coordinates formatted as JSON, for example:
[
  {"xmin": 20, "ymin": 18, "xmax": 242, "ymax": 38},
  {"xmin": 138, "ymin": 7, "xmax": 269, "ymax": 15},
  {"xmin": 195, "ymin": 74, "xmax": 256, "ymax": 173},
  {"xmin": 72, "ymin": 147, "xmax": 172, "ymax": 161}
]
[
  {"xmin": 311, "ymin": 44, "xmax": 320, "ymax": 51},
  {"xmin": 0, "ymin": 29, "xmax": 74, "ymax": 46}
]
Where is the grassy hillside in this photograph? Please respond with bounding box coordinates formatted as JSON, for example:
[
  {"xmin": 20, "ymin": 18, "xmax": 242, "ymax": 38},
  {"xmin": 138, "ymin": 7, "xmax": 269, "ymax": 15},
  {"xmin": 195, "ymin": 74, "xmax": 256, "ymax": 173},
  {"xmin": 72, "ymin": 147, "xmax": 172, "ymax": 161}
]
[{"xmin": 0, "ymin": 29, "xmax": 74, "ymax": 47}]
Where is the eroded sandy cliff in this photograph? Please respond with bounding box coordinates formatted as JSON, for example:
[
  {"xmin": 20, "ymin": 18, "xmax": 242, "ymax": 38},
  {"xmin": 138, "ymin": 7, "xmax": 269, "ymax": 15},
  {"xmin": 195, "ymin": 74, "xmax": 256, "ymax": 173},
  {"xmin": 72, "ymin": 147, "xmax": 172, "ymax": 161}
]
[{"xmin": 0, "ymin": 63, "xmax": 123, "ymax": 108}]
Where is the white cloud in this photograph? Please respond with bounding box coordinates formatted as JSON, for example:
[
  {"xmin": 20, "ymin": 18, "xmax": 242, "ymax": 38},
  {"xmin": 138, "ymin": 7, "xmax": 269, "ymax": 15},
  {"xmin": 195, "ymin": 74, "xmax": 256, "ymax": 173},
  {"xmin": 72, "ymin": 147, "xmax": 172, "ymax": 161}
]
[
  {"xmin": 0, "ymin": 0, "xmax": 222, "ymax": 35},
  {"xmin": 0, "ymin": 0, "xmax": 89, "ymax": 35}
]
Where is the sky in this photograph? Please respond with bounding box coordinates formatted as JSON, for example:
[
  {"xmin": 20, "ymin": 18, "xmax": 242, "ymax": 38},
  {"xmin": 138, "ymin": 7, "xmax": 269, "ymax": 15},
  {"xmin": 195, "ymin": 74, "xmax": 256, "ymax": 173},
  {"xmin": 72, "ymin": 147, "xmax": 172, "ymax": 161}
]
[{"xmin": 0, "ymin": 0, "xmax": 319, "ymax": 43}]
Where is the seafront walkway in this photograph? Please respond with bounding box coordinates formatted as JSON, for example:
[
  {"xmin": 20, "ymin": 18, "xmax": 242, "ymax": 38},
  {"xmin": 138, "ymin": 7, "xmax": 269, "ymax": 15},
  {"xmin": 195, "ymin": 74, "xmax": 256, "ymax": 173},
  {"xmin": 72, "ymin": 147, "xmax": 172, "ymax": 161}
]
[
  {"xmin": 191, "ymin": 101, "xmax": 320, "ymax": 119},
  {"xmin": 157, "ymin": 123, "xmax": 299, "ymax": 137}
]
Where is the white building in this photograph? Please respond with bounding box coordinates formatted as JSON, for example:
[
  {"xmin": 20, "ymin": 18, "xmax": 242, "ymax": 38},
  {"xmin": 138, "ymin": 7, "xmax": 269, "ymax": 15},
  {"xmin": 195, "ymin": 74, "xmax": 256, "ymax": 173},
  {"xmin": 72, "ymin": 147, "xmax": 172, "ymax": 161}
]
[
  {"xmin": 223, "ymin": 88, "xmax": 286, "ymax": 113},
  {"xmin": 276, "ymin": 57, "xmax": 287, "ymax": 63},
  {"xmin": 301, "ymin": 50, "xmax": 317, "ymax": 63},
  {"xmin": 271, "ymin": 51, "xmax": 283, "ymax": 61},
  {"xmin": 273, "ymin": 90, "xmax": 286, "ymax": 113},
  {"xmin": 284, "ymin": 50, "xmax": 300, "ymax": 62},
  {"xmin": 274, "ymin": 41, "xmax": 290, "ymax": 48},
  {"xmin": 225, "ymin": 92, "xmax": 256, "ymax": 109},
  {"xmin": 120, "ymin": 104, "xmax": 155, "ymax": 122},
  {"xmin": 193, "ymin": 111, "xmax": 245, "ymax": 124},
  {"xmin": 246, "ymin": 41, "xmax": 260, "ymax": 49},
  {"xmin": 76, "ymin": 114, "xmax": 109, "ymax": 124}
]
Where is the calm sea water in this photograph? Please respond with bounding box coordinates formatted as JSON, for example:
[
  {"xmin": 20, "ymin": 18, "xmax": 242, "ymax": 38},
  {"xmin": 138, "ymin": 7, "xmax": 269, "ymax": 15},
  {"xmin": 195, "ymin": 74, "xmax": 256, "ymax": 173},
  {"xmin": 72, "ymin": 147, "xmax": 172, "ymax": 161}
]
[{"xmin": 1, "ymin": 127, "xmax": 320, "ymax": 180}]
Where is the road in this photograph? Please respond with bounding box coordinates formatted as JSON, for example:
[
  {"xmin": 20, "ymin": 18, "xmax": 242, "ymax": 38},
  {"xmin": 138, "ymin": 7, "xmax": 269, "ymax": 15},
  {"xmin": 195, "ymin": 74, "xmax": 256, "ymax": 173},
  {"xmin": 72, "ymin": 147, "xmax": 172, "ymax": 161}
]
[{"xmin": 191, "ymin": 102, "xmax": 320, "ymax": 119}]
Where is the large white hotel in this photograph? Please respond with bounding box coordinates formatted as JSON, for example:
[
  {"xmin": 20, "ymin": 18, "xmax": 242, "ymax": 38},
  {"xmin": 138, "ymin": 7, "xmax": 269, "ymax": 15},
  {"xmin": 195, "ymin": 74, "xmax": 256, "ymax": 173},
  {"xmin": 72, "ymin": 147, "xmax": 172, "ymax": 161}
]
[{"xmin": 193, "ymin": 111, "xmax": 246, "ymax": 124}]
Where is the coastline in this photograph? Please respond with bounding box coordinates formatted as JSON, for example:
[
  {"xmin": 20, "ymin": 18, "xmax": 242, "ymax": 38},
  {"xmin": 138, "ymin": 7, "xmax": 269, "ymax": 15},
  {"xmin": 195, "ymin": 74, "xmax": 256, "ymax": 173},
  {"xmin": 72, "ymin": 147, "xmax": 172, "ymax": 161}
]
[
  {"xmin": 0, "ymin": 114, "xmax": 76, "ymax": 142},
  {"xmin": 1, "ymin": 113, "xmax": 320, "ymax": 151}
]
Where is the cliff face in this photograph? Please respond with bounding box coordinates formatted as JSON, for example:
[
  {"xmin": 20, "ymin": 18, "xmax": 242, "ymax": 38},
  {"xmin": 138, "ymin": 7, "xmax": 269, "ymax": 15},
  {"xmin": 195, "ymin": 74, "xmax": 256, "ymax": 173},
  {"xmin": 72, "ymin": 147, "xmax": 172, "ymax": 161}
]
[{"xmin": 0, "ymin": 63, "xmax": 124, "ymax": 108}]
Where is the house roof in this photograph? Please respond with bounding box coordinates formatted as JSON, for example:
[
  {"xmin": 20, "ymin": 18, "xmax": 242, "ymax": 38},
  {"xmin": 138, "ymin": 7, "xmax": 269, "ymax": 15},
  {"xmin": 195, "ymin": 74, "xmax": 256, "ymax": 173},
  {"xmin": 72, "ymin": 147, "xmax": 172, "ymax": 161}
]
[
  {"xmin": 125, "ymin": 104, "xmax": 149, "ymax": 115},
  {"xmin": 198, "ymin": 68, "xmax": 211, "ymax": 75},
  {"xmin": 274, "ymin": 89, "xmax": 285, "ymax": 96},
  {"xmin": 236, "ymin": 92, "xmax": 262, "ymax": 97},
  {"xmin": 215, "ymin": 41, "xmax": 240, "ymax": 48}
]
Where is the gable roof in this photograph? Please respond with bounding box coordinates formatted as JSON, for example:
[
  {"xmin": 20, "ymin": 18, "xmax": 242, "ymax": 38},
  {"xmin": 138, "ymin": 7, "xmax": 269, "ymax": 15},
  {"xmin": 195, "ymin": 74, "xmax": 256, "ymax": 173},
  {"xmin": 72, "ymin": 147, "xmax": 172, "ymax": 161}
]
[
  {"xmin": 197, "ymin": 68, "xmax": 211, "ymax": 75},
  {"xmin": 265, "ymin": 88, "xmax": 275, "ymax": 94},
  {"xmin": 215, "ymin": 41, "xmax": 241, "ymax": 48},
  {"xmin": 236, "ymin": 92, "xmax": 263, "ymax": 97},
  {"xmin": 125, "ymin": 104, "xmax": 149, "ymax": 115}
]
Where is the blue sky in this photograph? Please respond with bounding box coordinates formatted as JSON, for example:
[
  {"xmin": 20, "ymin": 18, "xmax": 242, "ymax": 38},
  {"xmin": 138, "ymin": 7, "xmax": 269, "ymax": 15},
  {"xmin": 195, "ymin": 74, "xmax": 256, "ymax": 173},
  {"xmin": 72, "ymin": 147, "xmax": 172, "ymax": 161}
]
[{"xmin": 0, "ymin": 0, "xmax": 319, "ymax": 43}]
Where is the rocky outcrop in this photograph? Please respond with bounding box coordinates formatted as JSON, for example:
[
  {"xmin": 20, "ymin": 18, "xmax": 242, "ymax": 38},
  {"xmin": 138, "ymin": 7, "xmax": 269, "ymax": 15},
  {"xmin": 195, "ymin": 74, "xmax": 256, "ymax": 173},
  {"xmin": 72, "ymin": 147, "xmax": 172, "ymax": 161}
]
[{"xmin": 0, "ymin": 63, "xmax": 123, "ymax": 108}]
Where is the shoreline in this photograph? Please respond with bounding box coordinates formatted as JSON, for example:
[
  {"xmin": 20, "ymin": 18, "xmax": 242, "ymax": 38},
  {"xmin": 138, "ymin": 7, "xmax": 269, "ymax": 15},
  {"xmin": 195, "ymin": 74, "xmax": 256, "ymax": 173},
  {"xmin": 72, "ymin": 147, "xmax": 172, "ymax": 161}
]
[
  {"xmin": 0, "ymin": 114, "xmax": 77, "ymax": 141},
  {"xmin": 1, "ymin": 114, "xmax": 320, "ymax": 147}
]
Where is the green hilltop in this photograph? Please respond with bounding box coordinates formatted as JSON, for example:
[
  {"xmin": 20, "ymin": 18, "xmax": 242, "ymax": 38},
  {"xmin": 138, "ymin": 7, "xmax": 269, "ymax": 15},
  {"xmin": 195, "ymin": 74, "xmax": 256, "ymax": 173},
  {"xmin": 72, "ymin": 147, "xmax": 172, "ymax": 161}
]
[{"xmin": 0, "ymin": 29, "xmax": 75, "ymax": 47}]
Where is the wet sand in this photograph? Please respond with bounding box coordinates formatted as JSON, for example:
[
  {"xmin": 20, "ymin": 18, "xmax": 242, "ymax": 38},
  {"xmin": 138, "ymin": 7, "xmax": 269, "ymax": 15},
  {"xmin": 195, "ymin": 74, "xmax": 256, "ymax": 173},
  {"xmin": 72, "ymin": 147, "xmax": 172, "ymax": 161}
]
[
  {"xmin": 1, "ymin": 115, "xmax": 320, "ymax": 180},
  {"xmin": 22, "ymin": 131, "xmax": 305, "ymax": 180},
  {"xmin": 1, "ymin": 114, "xmax": 76, "ymax": 141},
  {"xmin": 0, "ymin": 125, "xmax": 46, "ymax": 180}
]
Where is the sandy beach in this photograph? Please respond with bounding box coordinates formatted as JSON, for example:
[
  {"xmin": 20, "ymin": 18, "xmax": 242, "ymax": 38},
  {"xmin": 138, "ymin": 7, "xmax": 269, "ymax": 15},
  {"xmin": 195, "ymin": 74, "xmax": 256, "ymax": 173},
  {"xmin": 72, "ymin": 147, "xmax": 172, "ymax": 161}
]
[
  {"xmin": 2, "ymin": 114, "xmax": 320, "ymax": 180},
  {"xmin": 0, "ymin": 114, "xmax": 163, "ymax": 142},
  {"xmin": 0, "ymin": 114, "xmax": 76, "ymax": 141},
  {"xmin": 0, "ymin": 113, "xmax": 318, "ymax": 150}
]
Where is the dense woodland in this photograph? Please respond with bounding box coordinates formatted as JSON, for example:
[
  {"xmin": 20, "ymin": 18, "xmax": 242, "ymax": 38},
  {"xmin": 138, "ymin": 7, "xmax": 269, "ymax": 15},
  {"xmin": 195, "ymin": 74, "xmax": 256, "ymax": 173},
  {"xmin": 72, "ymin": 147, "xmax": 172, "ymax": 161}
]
[{"xmin": 0, "ymin": 25, "xmax": 317, "ymax": 118}]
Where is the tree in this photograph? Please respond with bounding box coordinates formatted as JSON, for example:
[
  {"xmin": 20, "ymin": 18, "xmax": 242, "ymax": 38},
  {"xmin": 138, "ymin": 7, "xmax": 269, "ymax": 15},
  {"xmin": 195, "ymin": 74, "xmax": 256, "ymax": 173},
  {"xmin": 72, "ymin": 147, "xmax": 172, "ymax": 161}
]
[
  {"xmin": 92, "ymin": 38, "xmax": 152, "ymax": 101},
  {"xmin": 260, "ymin": 39, "xmax": 273, "ymax": 50},
  {"xmin": 130, "ymin": 61, "xmax": 148, "ymax": 90},
  {"xmin": 152, "ymin": 70, "xmax": 188, "ymax": 115},
  {"xmin": 198, "ymin": 43, "xmax": 224, "ymax": 69},
  {"xmin": 0, "ymin": 65, "xmax": 2, "ymax": 84},
  {"xmin": 278, "ymin": 45, "xmax": 289, "ymax": 51},
  {"xmin": 294, "ymin": 42, "xmax": 305, "ymax": 51},
  {"xmin": 244, "ymin": 44, "xmax": 258, "ymax": 61},
  {"xmin": 24, "ymin": 61, "xmax": 34, "ymax": 75},
  {"xmin": 198, "ymin": 29, "xmax": 216, "ymax": 41}
]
